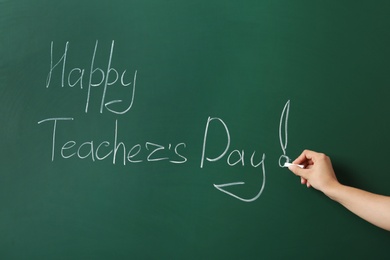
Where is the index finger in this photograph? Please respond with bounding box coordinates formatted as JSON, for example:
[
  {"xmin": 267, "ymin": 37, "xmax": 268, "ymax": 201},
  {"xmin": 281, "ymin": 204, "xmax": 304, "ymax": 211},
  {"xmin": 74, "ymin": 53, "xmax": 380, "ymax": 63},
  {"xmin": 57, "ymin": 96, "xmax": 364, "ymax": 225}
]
[{"xmin": 292, "ymin": 149, "xmax": 317, "ymax": 165}]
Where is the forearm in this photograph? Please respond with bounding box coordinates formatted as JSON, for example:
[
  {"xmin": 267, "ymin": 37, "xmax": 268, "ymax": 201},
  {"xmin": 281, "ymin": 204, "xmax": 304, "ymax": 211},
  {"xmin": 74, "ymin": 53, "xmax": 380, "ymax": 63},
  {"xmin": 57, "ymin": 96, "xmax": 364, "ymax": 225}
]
[{"xmin": 324, "ymin": 184, "xmax": 390, "ymax": 231}]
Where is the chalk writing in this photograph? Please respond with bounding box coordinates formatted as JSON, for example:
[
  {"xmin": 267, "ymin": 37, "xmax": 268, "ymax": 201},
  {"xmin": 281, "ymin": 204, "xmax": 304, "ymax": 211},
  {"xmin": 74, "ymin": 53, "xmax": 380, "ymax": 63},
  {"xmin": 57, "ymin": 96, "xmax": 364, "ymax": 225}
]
[
  {"xmin": 213, "ymin": 153, "xmax": 266, "ymax": 202},
  {"xmin": 39, "ymin": 41, "xmax": 299, "ymax": 202},
  {"xmin": 278, "ymin": 100, "xmax": 291, "ymax": 167},
  {"xmin": 37, "ymin": 118, "xmax": 187, "ymax": 165},
  {"xmin": 200, "ymin": 117, "xmax": 264, "ymax": 168},
  {"xmin": 45, "ymin": 40, "xmax": 137, "ymax": 114},
  {"xmin": 199, "ymin": 116, "xmax": 266, "ymax": 202}
]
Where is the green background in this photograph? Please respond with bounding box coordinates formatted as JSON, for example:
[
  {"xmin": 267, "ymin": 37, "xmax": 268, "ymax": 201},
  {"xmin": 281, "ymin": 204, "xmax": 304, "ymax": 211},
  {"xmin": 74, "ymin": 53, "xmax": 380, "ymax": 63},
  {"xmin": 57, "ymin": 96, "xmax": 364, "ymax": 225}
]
[{"xmin": 1, "ymin": 0, "xmax": 389, "ymax": 259}]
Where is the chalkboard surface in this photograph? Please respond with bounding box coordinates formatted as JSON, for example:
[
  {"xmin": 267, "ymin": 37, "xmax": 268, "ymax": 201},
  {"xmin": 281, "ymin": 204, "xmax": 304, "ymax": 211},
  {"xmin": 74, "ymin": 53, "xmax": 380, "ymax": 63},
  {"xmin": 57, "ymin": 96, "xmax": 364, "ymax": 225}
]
[{"xmin": 1, "ymin": 1, "xmax": 389, "ymax": 259}]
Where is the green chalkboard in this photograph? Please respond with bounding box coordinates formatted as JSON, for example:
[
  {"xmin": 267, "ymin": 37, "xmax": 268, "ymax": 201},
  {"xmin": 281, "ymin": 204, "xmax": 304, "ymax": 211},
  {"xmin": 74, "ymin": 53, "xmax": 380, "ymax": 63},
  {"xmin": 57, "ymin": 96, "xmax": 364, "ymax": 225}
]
[{"xmin": 1, "ymin": 0, "xmax": 389, "ymax": 259}]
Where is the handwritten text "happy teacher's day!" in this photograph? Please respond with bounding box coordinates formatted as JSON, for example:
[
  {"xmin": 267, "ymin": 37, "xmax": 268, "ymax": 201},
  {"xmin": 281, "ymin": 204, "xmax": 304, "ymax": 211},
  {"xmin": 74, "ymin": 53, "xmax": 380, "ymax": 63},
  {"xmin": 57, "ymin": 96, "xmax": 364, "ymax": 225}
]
[{"xmin": 38, "ymin": 41, "xmax": 294, "ymax": 202}]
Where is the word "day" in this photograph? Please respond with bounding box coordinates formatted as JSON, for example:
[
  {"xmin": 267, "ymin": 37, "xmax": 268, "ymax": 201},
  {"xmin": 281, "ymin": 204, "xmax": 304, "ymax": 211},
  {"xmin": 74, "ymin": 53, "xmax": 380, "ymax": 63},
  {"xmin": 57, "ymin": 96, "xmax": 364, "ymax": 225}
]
[{"xmin": 45, "ymin": 40, "xmax": 137, "ymax": 115}]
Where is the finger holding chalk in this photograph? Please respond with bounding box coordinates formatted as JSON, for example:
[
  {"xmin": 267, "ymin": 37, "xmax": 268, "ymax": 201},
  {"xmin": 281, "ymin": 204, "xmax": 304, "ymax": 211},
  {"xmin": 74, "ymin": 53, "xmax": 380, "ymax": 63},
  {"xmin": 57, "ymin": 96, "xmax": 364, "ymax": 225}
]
[{"xmin": 284, "ymin": 162, "xmax": 310, "ymax": 187}]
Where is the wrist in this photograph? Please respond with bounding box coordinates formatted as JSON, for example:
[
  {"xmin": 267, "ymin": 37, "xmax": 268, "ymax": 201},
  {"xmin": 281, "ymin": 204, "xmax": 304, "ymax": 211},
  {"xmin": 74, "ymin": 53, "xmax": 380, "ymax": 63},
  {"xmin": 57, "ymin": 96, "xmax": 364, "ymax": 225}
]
[{"xmin": 322, "ymin": 181, "xmax": 343, "ymax": 200}]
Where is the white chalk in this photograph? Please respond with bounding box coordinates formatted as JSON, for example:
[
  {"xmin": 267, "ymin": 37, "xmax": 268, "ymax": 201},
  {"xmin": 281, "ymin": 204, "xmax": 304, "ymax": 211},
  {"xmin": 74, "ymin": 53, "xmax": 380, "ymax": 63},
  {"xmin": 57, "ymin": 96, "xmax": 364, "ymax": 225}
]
[{"xmin": 283, "ymin": 162, "xmax": 304, "ymax": 169}]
